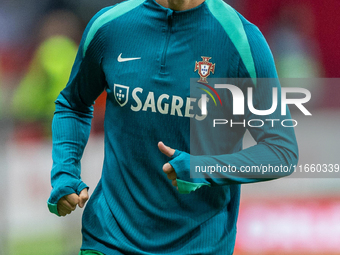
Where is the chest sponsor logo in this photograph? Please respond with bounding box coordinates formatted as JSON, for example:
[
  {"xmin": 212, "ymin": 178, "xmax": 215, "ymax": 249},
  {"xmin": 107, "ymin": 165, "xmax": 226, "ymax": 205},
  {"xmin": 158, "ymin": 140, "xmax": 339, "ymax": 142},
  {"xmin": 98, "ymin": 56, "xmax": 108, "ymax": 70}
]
[
  {"xmin": 113, "ymin": 84, "xmax": 207, "ymax": 121},
  {"xmin": 194, "ymin": 56, "xmax": 215, "ymax": 83},
  {"xmin": 114, "ymin": 84, "xmax": 129, "ymax": 107}
]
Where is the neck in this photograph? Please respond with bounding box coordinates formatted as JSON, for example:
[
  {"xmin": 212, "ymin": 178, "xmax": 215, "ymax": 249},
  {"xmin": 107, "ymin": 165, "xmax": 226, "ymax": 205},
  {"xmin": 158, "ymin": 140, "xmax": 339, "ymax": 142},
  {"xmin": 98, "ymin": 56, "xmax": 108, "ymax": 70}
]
[{"xmin": 156, "ymin": 0, "xmax": 205, "ymax": 11}]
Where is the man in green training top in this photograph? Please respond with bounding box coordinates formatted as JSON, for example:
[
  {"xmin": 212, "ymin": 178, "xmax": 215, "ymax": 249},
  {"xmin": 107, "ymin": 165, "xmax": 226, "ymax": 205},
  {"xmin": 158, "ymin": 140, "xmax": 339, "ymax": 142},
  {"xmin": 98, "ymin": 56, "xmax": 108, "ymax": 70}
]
[{"xmin": 48, "ymin": 0, "xmax": 298, "ymax": 254}]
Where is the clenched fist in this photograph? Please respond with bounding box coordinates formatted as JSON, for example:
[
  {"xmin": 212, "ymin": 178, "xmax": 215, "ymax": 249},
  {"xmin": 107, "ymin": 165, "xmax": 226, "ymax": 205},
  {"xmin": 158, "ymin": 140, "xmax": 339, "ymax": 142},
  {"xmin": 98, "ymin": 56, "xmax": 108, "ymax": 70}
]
[{"xmin": 57, "ymin": 188, "xmax": 89, "ymax": 216}]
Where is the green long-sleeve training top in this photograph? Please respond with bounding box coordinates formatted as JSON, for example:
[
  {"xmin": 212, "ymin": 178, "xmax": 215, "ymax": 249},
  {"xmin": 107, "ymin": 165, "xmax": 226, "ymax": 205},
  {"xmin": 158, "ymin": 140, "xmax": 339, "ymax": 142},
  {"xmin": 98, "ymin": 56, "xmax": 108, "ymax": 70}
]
[{"xmin": 48, "ymin": 0, "xmax": 298, "ymax": 254}]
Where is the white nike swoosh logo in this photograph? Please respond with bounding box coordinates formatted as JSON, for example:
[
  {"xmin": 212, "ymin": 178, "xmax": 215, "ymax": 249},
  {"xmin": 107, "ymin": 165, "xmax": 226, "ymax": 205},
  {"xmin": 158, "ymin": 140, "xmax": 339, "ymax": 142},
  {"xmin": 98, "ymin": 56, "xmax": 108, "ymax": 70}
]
[{"xmin": 117, "ymin": 53, "xmax": 141, "ymax": 62}]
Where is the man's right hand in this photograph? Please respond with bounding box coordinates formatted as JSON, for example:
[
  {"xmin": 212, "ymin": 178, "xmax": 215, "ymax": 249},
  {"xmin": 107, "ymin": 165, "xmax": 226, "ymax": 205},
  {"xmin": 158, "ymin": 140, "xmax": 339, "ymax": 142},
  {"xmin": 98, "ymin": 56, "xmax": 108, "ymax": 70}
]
[{"xmin": 57, "ymin": 188, "xmax": 89, "ymax": 216}]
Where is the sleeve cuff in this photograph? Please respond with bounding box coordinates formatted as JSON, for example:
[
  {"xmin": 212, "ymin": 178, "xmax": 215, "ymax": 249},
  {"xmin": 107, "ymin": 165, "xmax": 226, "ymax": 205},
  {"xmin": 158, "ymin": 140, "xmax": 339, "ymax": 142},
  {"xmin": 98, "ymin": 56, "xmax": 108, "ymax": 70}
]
[
  {"xmin": 177, "ymin": 179, "xmax": 211, "ymax": 194},
  {"xmin": 47, "ymin": 202, "xmax": 60, "ymax": 217},
  {"xmin": 170, "ymin": 150, "xmax": 210, "ymax": 194}
]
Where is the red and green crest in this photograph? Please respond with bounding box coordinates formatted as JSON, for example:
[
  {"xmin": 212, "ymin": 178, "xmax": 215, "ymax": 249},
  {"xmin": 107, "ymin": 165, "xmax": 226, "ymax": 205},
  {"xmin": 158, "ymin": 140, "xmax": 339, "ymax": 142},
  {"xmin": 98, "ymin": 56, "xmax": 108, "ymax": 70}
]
[{"xmin": 194, "ymin": 56, "xmax": 215, "ymax": 83}]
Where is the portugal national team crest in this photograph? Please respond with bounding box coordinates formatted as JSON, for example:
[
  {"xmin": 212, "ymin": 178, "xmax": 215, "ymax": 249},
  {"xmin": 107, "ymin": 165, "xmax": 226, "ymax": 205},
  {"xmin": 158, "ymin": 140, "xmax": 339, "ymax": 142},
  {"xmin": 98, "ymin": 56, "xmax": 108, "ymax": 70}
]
[
  {"xmin": 114, "ymin": 84, "xmax": 129, "ymax": 107},
  {"xmin": 194, "ymin": 56, "xmax": 215, "ymax": 83}
]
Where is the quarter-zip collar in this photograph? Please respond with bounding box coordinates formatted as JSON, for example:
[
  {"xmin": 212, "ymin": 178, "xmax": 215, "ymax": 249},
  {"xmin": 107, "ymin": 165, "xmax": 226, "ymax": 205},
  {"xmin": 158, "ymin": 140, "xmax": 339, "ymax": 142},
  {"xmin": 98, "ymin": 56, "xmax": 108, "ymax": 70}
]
[{"xmin": 144, "ymin": 0, "xmax": 207, "ymax": 26}]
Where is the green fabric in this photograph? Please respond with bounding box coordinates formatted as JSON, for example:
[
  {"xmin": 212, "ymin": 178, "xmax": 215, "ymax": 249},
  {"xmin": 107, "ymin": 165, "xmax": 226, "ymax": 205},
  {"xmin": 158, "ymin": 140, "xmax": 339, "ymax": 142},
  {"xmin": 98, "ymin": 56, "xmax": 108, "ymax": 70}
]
[
  {"xmin": 205, "ymin": 0, "xmax": 257, "ymax": 85},
  {"xmin": 83, "ymin": 0, "xmax": 145, "ymax": 57},
  {"xmin": 79, "ymin": 250, "xmax": 105, "ymax": 255},
  {"xmin": 177, "ymin": 179, "xmax": 211, "ymax": 194},
  {"xmin": 47, "ymin": 202, "xmax": 60, "ymax": 217}
]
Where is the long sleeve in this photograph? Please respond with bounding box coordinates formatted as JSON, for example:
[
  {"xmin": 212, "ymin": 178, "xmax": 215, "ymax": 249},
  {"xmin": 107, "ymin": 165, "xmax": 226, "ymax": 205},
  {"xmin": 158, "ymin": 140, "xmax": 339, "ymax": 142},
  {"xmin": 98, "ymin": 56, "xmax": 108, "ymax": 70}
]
[
  {"xmin": 47, "ymin": 96, "xmax": 92, "ymax": 215},
  {"xmin": 170, "ymin": 21, "xmax": 299, "ymax": 193},
  {"xmin": 47, "ymin": 7, "xmax": 111, "ymax": 216}
]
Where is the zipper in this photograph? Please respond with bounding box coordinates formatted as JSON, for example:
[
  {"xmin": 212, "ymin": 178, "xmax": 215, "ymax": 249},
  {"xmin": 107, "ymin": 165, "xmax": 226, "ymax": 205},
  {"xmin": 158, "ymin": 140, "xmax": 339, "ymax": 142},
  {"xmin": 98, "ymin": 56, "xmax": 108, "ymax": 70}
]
[{"xmin": 160, "ymin": 10, "xmax": 173, "ymax": 73}]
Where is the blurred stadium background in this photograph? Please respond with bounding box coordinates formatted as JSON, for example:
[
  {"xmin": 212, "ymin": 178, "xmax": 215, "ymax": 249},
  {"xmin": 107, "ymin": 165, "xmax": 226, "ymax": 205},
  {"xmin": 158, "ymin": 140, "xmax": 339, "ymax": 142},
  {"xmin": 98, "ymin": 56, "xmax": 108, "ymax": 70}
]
[{"xmin": 0, "ymin": 0, "xmax": 340, "ymax": 254}]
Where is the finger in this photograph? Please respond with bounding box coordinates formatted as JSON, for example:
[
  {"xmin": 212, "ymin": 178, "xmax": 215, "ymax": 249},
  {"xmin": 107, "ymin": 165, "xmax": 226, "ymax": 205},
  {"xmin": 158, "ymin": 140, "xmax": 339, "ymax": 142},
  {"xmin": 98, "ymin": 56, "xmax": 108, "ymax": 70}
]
[
  {"xmin": 59, "ymin": 197, "xmax": 77, "ymax": 211},
  {"xmin": 172, "ymin": 179, "xmax": 178, "ymax": 187},
  {"xmin": 65, "ymin": 193, "xmax": 80, "ymax": 207},
  {"xmin": 57, "ymin": 205, "xmax": 71, "ymax": 217},
  {"xmin": 162, "ymin": 163, "xmax": 174, "ymax": 173},
  {"xmin": 78, "ymin": 188, "xmax": 89, "ymax": 208},
  {"xmin": 158, "ymin": 142, "xmax": 175, "ymax": 158},
  {"xmin": 59, "ymin": 208, "xmax": 71, "ymax": 216},
  {"xmin": 59, "ymin": 202, "xmax": 75, "ymax": 213},
  {"xmin": 58, "ymin": 209, "xmax": 67, "ymax": 217},
  {"xmin": 167, "ymin": 171, "xmax": 177, "ymax": 180}
]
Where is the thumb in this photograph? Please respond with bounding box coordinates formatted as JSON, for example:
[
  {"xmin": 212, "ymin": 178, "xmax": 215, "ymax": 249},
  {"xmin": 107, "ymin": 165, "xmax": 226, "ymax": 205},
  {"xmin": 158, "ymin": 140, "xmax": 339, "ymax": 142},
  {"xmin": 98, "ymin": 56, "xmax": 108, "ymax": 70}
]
[
  {"xmin": 78, "ymin": 188, "xmax": 89, "ymax": 208},
  {"xmin": 158, "ymin": 141, "xmax": 175, "ymax": 158}
]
